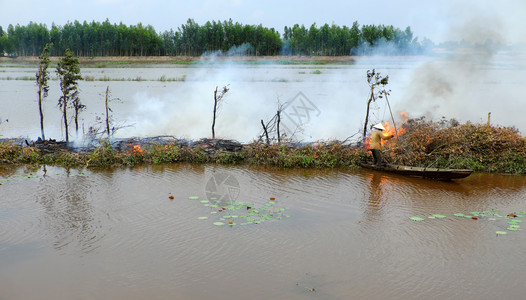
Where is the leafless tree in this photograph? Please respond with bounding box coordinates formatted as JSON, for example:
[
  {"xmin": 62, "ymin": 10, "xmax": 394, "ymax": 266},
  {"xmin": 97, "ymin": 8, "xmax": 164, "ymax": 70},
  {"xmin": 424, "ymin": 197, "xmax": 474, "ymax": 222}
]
[{"xmin": 211, "ymin": 84, "xmax": 229, "ymax": 139}]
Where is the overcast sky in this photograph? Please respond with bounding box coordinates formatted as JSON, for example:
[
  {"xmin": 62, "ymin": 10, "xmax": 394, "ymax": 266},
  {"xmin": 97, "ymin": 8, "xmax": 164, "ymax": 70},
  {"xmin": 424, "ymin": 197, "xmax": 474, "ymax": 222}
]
[{"xmin": 1, "ymin": 0, "xmax": 525, "ymax": 44}]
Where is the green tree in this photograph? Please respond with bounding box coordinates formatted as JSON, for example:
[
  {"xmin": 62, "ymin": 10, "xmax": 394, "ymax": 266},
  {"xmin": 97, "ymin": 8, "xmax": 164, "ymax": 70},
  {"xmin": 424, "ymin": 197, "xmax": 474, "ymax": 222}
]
[
  {"xmin": 56, "ymin": 49, "xmax": 83, "ymax": 142},
  {"xmin": 36, "ymin": 43, "xmax": 52, "ymax": 140}
]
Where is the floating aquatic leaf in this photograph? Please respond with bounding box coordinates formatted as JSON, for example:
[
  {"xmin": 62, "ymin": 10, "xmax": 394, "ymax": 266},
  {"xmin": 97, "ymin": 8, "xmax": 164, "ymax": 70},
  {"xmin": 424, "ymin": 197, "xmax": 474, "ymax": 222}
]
[
  {"xmin": 508, "ymin": 224, "xmax": 520, "ymax": 229},
  {"xmin": 496, "ymin": 231, "xmax": 507, "ymax": 235},
  {"xmin": 197, "ymin": 217, "xmax": 208, "ymax": 220},
  {"xmin": 200, "ymin": 200, "xmax": 209, "ymax": 203},
  {"xmin": 410, "ymin": 217, "xmax": 425, "ymax": 221},
  {"xmin": 432, "ymin": 214, "xmax": 447, "ymax": 219},
  {"xmin": 428, "ymin": 216, "xmax": 436, "ymax": 219},
  {"xmin": 209, "ymin": 205, "xmax": 218, "ymax": 208},
  {"xmin": 470, "ymin": 212, "xmax": 481, "ymax": 216},
  {"xmin": 189, "ymin": 196, "xmax": 199, "ymax": 200},
  {"xmin": 453, "ymin": 213, "xmax": 465, "ymax": 217},
  {"xmin": 507, "ymin": 227, "xmax": 519, "ymax": 231},
  {"xmin": 213, "ymin": 222, "xmax": 225, "ymax": 226}
]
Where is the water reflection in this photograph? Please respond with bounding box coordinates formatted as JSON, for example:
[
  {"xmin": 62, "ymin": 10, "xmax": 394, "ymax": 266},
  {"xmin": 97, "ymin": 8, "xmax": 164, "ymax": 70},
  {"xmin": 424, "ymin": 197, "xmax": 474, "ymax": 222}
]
[
  {"xmin": 37, "ymin": 168, "xmax": 102, "ymax": 254},
  {"xmin": 1, "ymin": 164, "xmax": 525, "ymax": 299}
]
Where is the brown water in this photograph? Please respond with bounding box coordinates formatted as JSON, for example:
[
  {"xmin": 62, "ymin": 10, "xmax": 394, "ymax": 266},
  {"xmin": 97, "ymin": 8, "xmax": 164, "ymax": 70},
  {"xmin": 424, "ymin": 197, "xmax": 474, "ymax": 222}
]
[{"xmin": 1, "ymin": 164, "xmax": 525, "ymax": 299}]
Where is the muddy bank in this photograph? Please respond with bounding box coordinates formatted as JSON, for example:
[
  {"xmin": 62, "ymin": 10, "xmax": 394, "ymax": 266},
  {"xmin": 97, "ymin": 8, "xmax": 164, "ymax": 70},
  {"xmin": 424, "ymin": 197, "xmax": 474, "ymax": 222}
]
[{"xmin": 1, "ymin": 119, "xmax": 525, "ymax": 174}]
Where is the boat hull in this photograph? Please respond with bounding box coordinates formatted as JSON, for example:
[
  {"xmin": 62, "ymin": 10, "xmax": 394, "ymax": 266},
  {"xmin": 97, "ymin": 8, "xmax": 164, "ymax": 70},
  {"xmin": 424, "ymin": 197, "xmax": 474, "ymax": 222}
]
[{"xmin": 360, "ymin": 163, "xmax": 473, "ymax": 180}]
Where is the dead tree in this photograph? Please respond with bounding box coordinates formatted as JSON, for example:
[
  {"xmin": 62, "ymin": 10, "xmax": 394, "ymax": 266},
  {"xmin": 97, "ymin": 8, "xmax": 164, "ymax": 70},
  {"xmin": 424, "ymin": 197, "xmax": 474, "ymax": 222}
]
[
  {"xmin": 259, "ymin": 102, "xmax": 286, "ymax": 144},
  {"xmin": 211, "ymin": 85, "xmax": 229, "ymax": 139},
  {"xmin": 260, "ymin": 120, "xmax": 270, "ymax": 145},
  {"xmin": 104, "ymin": 85, "xmax": 121, "ymax": 137},
  {"xmin": 72, "ymin": 95, "xmax": 85, "ymax": 139},
  {"xmin": 363, "ymin": 69, "xmax": 389, "ymax": 141}
]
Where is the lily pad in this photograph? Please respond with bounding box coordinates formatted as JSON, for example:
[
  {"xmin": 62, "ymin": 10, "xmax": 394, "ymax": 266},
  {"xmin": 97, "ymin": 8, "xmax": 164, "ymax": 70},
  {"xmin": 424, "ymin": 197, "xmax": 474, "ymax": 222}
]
[
  {"xmin": 200, "ymin": 200, "xmax": 209, "ymax": 203},
  {"xmin": 507, "ymin": 227, "xmax": 519, "ymax": 231},
  {"xmin": 453, "ymin": 213, "xmax": 466, "ymax": 217},
  {"xmin": 432, "ymin": 214, "xmax": 447, "ymax": 219},
  {"xmin": 496, "ymin": 231, "xmax": 507, "ymax": 235},
  {"xmin": 189, "ymin": 196, "xmax": 199, "ymax": 200},
  {"xmin": 197, "ymin": 217, "xmax": 208, "ymax": 220},
  {"xmin": 410, "ymin": 217, "xmax": 425, "ymax": 221},
  {"xmin": 213, "ymin": 222, "xmax": 225, "ymax": 226}
]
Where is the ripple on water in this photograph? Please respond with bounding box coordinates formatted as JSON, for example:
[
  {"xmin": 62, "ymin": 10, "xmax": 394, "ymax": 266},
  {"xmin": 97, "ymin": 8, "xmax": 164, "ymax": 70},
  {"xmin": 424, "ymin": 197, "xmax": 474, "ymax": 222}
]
[{"xmin": 1, "ymin": 164, "xmax": 526, "ymax": 299}]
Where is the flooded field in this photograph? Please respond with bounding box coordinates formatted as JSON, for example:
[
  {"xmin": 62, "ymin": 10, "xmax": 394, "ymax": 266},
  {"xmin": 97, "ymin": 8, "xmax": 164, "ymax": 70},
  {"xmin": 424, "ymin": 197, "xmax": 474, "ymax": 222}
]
[
  {"xmin": 1, "ymin": 54, "xmax": 526, "ymax": 143},
  {"xmin": 1, "ymin": 164, "xmax": 526, "ymax": 299}
]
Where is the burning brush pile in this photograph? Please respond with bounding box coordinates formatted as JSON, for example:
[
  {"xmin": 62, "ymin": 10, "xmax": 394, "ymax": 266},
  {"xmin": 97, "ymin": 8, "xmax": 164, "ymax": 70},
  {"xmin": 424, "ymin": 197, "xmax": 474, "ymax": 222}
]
[
  {"xmin": 380, "ymin": 117, "xmax": 526, "ymax": 173},
  {"xmin": 1, "ymin": 118, "xmax": 525, "ymax": 173}
]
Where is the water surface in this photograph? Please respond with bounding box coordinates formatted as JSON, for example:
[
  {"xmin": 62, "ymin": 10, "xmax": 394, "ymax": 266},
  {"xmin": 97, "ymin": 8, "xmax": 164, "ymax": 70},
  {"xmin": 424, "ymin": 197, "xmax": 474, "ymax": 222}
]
[{"xmin": 1, "ymin": 164, "xmax": 525, "ymax": 299}]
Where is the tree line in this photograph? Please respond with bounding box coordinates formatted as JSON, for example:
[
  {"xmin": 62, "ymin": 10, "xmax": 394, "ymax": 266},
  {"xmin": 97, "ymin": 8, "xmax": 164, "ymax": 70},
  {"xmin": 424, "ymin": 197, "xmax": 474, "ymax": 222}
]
[{"xmin": 0, "ymin": 19, "xmax": 431, "ymax": 57}]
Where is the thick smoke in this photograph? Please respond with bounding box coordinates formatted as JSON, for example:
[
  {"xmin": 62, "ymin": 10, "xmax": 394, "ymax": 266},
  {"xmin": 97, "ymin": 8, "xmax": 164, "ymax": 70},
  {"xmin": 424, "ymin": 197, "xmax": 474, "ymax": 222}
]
[
  {"xmin": 116, "ymin": 6, "xmax": 526, "ymax": 142},
  {"xmin": 393, "ymin": 5, "xmax": 526, "ymax": 133}
]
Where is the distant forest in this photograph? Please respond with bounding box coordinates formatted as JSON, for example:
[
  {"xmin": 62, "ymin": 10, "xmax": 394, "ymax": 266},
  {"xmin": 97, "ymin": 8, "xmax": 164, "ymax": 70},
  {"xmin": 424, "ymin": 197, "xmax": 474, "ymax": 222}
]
[{"xmin": 0, "ymin": 19, "xmax": 433, "ymax": 57}]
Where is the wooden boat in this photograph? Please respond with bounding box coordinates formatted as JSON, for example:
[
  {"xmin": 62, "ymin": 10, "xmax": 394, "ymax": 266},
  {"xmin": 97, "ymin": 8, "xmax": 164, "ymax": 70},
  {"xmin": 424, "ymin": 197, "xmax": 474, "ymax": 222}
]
[{"xmin": 360, "ymin": 163, "xmax": 473, "ymax": 180}]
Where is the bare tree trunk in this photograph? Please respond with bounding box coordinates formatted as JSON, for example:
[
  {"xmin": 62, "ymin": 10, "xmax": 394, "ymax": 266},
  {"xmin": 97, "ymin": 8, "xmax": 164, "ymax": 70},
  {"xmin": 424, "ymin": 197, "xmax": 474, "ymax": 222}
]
[
  {"xmin": 38, "ymin": 89, "xmax": 45, "ymax": 140},
  {"xmin": 74, "ymin": 112, "xmax": 79, "ymax": 139},
  {"xmin": 105, "ymin": 86, "xmax": 111, "ymax": 137},
  {"xmin": 363, "ymin": 88, "xmax": 374, "ymax": 141},
  {"xmin": 212, "ymin": 87, "xmax": 218, "ymax": 139},
  {"xmin": 277, "ymin": 110, "xmax": 281, "ymax": 145},
  {"xmin": 63, "ymin": 95, "xmax": 69, "ymax": 142},
  {"xmin": 261, "ymin": 119, "xmax": 270, "ymax": 145}
]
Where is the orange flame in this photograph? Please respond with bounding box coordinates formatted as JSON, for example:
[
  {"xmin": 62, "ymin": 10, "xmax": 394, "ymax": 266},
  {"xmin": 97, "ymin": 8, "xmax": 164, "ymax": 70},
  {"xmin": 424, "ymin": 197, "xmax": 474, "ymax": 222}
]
[
  {"xmin": 365, "ymin": 112, "xmax": 408, "ymax": 149},
  {"xmin": 132, "ymin": 144, "xmax": 143, "ymax": 154}
]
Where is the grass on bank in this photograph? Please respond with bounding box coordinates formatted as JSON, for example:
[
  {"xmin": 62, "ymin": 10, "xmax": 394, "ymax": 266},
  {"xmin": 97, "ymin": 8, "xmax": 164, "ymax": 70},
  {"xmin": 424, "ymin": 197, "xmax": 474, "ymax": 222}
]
[{"xmin": 1, "ymin": 118, "xmax": 525, "ymax": 174}]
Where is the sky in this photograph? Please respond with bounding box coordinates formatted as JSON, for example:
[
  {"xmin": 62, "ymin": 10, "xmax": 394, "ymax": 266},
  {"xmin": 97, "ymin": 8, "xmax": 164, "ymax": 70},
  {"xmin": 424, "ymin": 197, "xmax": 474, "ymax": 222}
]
[{"xmin": 1, "ymin": 0, "xmax": 525, "ymax": 45}]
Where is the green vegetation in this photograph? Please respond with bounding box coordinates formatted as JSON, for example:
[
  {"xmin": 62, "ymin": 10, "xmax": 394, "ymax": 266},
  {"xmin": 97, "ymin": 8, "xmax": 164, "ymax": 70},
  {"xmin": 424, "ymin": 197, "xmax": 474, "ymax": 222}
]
[
  {"xmin": 0, "ymin": 19, "xmax": 428, "ymax": 58},
  {"xmin": 0, "ymin": 119, "xmax": 524, "ymax": 174},
  {"xmin": 36, "ymin": 43, "xmax": 52, "ymax": 140},
  {"xmin": 56, "ymin": 49, "xmax": 83, "ymax": 142}
]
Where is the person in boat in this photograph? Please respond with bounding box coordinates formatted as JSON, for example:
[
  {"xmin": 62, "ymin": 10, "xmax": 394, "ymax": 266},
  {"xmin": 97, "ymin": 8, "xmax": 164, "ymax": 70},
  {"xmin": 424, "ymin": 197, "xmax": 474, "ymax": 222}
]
[{"xmin": 369, "ymin": 123, "xmax": 394, "ymax": 166}]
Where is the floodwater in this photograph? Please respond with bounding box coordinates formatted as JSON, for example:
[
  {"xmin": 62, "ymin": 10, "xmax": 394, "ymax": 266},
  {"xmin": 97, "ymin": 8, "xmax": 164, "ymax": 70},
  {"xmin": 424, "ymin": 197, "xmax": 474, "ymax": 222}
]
[
  {"xmin": 1, "ymin": 164, "xmax": 526, "ymax": 299},
  {"xmin": 1, "ymin": 53, "xmax": 526, "ymax": 143}
]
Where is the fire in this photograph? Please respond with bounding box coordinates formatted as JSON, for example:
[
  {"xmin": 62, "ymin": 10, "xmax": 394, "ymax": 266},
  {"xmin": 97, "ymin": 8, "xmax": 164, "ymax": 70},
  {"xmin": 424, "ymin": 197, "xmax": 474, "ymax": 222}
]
[
  {"xmin": 365, "ymin": 112, "xmax": 408, "ymax": 149},
  {"xmin": 132, "ymin": 144, "xmax": 143, "ymax": 154}
]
